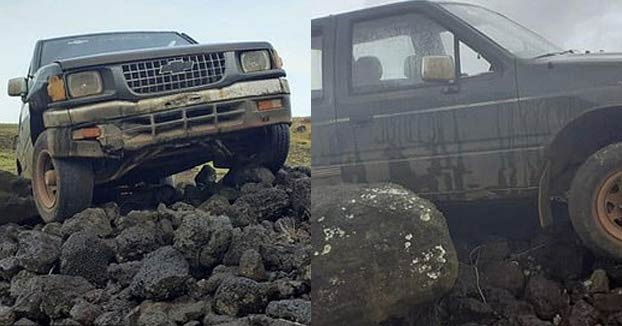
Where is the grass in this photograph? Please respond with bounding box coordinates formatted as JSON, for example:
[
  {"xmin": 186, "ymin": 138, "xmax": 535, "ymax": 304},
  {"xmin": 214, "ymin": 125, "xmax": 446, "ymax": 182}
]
[
  {"xmin": 0, "ymin": 118, "xmax": 311, "ymax": 177},
  {"xmin": 0, "ymin": 124, "xmax": 18, "ymax": 173},
  {"xmin": 288, "ymin": 117, "xmax": 311, "ymax": 167}
]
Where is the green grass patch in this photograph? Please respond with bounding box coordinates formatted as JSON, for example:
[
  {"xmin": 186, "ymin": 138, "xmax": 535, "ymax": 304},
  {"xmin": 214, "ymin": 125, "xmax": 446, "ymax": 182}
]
[{"xmin": 0, "ymin": 124, "xmax": 17, "ymax": 174}]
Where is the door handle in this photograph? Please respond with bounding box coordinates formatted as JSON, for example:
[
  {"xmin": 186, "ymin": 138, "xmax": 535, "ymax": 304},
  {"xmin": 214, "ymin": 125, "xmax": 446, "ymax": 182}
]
[{"xmin": 442, "ymin": 84, "xmax": 460, "ymax": 94}]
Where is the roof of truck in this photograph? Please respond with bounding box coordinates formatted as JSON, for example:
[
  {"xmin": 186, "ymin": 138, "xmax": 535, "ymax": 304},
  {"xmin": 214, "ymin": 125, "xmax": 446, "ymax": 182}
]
[{"xmin": 312, "ymin": 1, "xmax": 479, "ymax": 21}]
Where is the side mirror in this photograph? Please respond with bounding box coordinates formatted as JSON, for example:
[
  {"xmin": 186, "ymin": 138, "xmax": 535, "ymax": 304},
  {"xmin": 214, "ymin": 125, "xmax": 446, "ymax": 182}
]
[
  {"xmin": 7, "ymin": 77, "xmax": 27, "ymax": 97},
  {"xmin": 421, "ymin": 56, "xmax": 456, "ymax": 82}
]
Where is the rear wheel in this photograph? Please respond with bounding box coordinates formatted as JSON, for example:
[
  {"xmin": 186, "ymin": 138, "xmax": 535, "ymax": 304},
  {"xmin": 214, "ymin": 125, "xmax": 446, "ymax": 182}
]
[
  {"xmin": 32, "ymin": 132, "xmax": 94, "ymax": 222},
  {"xmin": 569, "ymin": 142, "xmax": 622, "ymax": 260},
  {"xmin": 259, "ymin": 123, "xmax": 290, "ymax": 173}
]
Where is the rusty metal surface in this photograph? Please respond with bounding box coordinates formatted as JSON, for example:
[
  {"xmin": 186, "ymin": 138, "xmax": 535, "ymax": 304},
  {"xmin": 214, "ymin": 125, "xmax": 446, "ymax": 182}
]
[{"xmin": 43, "ymin": 78, "xmax": 290, "ymax": 128}]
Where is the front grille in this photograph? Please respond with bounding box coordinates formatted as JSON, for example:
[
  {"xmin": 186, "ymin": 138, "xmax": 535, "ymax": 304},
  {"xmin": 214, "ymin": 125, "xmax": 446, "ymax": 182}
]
[
  {"xmin": 119, "ymin": 102, "xmax": 246, "ymax": 139},
  {"xmin": 121, "ymin": 53, "xmax": 226, "ymax": 94}
]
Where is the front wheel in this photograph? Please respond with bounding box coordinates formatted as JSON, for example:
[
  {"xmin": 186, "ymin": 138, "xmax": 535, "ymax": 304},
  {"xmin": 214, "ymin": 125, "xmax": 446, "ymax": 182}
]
[
  {"xmin": 32, "ymin": 132, "xmax": 94, "ymax": 223},
  {"xmin": 569, "ymin": 142, "xmax": 622, "ymax": 260},
  {"xmin": 258, "ymin": 123, "xmax": 290, "ymax": 173}
]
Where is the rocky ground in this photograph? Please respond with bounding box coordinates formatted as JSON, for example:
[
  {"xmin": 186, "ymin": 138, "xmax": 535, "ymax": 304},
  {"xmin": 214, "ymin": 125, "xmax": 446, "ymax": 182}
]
[
  {"xmin": 423, "ymin": 204, "xmax": 622, "ymax": 326},
  {"xmin": 0, "ymin": 165, "xmax": 311, "ymax": 326}
]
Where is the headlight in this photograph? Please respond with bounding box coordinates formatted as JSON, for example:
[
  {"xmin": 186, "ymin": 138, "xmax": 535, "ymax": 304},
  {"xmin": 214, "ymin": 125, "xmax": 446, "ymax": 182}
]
[
  {"xmin": 240, "ymin": 50, "xmax": 271, "ymax": 73},
  {"xmin": 67, "ymin": 71, "xmax": 103, "ymax": 98}
]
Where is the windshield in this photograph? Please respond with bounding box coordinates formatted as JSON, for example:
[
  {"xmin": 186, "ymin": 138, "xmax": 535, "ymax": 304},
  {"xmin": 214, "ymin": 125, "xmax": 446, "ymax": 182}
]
[
  {"xmin": 40, "ymin": 32, "xmax": 192, "ymax": 66},
  {"xmin": 441, "ymin": 3, "xmax": 562, "ymax": 58}
]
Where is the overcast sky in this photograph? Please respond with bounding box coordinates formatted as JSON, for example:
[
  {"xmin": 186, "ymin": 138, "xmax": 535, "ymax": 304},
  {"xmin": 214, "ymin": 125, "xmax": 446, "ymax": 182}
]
[
  {"xmin": 0, "ymin": 0, "xmax": 310, "ymax": 123},
  {"xmin": 312, "ymin": 0, "xmax": 622, "ymax": 53}
]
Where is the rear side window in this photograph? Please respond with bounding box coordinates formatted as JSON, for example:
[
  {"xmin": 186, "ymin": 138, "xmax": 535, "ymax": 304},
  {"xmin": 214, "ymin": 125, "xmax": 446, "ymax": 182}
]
[
  {"xmin": 351, "ymin": 13, "xmax": 454, "ymax": 92},
  {"xmin": 312, "ymin": 34, "xmax": 323, "ymax": 98}
]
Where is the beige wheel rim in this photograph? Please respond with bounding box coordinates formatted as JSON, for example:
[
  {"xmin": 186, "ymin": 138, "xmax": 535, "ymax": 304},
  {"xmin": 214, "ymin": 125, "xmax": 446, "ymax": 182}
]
[
  {"xmin": 595, "ymin": 171, "xmax": 622, "ymax": 241},
  {"xmin": 34, "ymin": 150, "xmax": 58, "ymax": 209}
]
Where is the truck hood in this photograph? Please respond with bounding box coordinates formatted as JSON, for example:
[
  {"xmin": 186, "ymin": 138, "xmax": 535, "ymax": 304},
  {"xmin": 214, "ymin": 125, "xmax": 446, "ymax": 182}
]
[
  {"xmin": 55, "ymin": 42, "xmax": 272, "ymax": 70},
  {"xmin": 535, "ymin": 52, "xmax": 622, "ymax": 65}
]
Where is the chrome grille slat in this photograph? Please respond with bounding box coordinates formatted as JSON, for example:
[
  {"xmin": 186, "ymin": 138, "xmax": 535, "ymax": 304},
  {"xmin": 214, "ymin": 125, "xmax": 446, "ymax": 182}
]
[{"xmin": 121, "ymin": 53, "xmax": 226, "ymax": 94}]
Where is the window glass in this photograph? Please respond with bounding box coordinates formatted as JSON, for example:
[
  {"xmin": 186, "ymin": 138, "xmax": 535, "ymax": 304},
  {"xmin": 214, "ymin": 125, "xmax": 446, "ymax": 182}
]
[
  {"xmin": 460, "ymin": 42, "xmax": 492, "ymax": 77},
  {"xmin": 351, "ymin": 13, "xmax": 453, "ymax": 91},
  {"xmin": 311, "ymin": 35, "xmax": 323, "ymax": 93},
  {"xmin": 442, "ymin": 4, "xmax": 561, "ymax": 58},
  {"xmin": 40, "ymin": 32, "xmax": 191, "ymax": 66}
]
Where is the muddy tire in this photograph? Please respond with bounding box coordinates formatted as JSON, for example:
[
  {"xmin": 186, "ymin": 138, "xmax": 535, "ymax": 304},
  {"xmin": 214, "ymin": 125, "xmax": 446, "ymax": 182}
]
[
  {"xmin": 569, "ymin": 142, "xmax": 622, "ymax": 260},
  {"xmin": 259, "ymin": 123, "xmax": 290, "ymax": 173},
  {"xmin": 32, "ymin": 132, "xmax": 94, "ymax": 223}
]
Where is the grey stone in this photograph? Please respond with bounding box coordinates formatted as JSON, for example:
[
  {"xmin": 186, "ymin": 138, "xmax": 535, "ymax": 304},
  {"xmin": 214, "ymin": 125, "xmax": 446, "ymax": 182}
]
[
  {"xmin": 587, "ymin": 269, "xmax": 610, "ymax": 294},
  {"xmin": 266, "ymin": 299, "xmax": 311, "ymax": 324},
  {"xmin": 61, "ymin": 208, "xmax": 113, "ymax": 238},
  {"xmin": 0, "ymin": 305, "xmax": 15, "ymax": 325},
  {"xmin": 173, "ymin": 211, "xmax": 232, "ymax": 269},
  {"xmin": 114, "ymin": 223, "xmax": 162, "ymax": 262},
  {"xmin": 13, "ymin": 275, "xmax": 94, "ymax": 320},
  {"xmin": 15, "ymin": 230, "xmax": 61, "ymax": 273},
  {"xmin": 130, "ymin": 246, "xmax": 190, "ymax": 300},
  {"xmin": 108, "ymin": 261, "xmax": 142, "ymax": 287},
  {"xmin": 524, "ymin": 274, "xmax": 569, "ymax": 320},
  {"xmin": 69, "ymin": 299, "xmax": 103, "ymax": 325},
  {"xmin": 0, "ymin": 256, "xmax": 20, "ymax": 280},
  {"xmin": 60, "ymin": 231, "xmax": 114, "ymax": 286},
  {"xmin": 214, "ymin": 277, "xmax": 268, "ymax": 316},
  {"xmin": 234, "ymin": 188, "xmax": 289, "ymax": 222},
  {"xmin": 239, "ymin": 249, "xmax": 267, "ymax": 281}
]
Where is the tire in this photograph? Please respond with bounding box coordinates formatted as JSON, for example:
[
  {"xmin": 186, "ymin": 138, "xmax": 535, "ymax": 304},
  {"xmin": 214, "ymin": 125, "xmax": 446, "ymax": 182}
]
[
  {"xmin": 259, "ymin": 123, "xmax": 290, "ymax": 173},
  {"xmin": 32, "ymin": 132, "xmax": 94, "ymax": 223},
  {"xmin": 569, "ymin": 142, "xmax": 622, "ymax": 260}
]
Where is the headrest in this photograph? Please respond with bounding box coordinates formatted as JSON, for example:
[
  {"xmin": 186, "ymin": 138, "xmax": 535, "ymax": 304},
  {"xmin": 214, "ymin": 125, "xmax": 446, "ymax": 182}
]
[{"xmin": 353, "ymin": 56, "xmax": 383, "ymax": 86}]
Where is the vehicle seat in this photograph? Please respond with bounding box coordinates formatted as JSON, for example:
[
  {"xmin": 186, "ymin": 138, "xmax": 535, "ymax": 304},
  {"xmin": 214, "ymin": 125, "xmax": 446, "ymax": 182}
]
[
  {"xmin": 353, "ymin": 56, "xmax": 383, "ymax": 87},
  {"xmin": 404, "ymin": 55, "xmax": 423, "ymax": 84}
]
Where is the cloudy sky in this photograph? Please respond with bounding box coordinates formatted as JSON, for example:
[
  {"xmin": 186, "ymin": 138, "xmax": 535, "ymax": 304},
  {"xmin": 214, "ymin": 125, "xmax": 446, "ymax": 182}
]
[
  {"xmin": 312, "ymin": 0, "xmax": 622, "ymax": 52},
  {"xmin": 0, "ymin": 0, "xmax": 310, "ymax": 122}
]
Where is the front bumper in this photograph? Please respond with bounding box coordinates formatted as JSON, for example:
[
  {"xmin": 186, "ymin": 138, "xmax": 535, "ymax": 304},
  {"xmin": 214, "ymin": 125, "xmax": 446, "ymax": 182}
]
[{"xmin": 43, "ymin": 78, "xmax": 291, "ymax": 158}]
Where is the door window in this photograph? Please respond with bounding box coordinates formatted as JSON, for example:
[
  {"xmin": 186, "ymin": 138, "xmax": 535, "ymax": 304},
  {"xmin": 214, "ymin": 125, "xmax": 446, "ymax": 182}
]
[
  {"xmin": 350, "ymin": 13, "xmax": 495, "ymax": 93},
  {"xmin": 459, "ymin": 42, "xmax": 493, "ymax": 77},
  {"xmin": 351, "ymin": 13, "xmax": 453, "ymax": 92},
  {"xmin": 311, "ymin": 34, "xmax": 323, "ymax": 98}
]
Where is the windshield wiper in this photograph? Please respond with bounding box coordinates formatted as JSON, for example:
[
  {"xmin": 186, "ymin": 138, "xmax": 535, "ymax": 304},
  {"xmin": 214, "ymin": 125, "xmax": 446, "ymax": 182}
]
[{"xmin": 533, "ymin": 49, "xmax": 575, "ymax": 59}]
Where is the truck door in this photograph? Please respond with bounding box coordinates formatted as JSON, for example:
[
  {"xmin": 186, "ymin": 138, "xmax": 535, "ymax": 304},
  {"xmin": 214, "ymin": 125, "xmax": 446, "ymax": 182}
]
[
  {"xmin": 333, "ymin": 4, "xmax": 523, "ymax": 200},
  {"xmin": 311, "ymin": 17, "xmax": 341, "ymax": 183}
]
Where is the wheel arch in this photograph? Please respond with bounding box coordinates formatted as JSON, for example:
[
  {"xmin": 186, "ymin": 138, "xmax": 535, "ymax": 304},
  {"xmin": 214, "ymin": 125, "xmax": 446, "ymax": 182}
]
[
  {"xmin": 29, "ymin": 111, "xmax": 45, "ymax": 146},
  {"xmin": 539, "ymin": 105, "xmax": 622, "ymax": 226},
  {"xmin": 16, "ymin": 160, "xmax": 22, "ymax": 176}
]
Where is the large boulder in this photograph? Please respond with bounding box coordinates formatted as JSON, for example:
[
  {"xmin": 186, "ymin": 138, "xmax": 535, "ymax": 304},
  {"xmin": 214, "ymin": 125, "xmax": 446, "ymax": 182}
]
[
  {"xmin": 0, "ymin": 171, "xmax": 38, "ymax": 224},
  {"xmin": 312, "ymin": 183, "xmax": 458, "ymax": 325}
]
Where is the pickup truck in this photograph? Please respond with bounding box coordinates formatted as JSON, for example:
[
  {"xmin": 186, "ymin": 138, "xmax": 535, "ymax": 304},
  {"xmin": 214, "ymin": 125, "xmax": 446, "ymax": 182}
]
[
  {"xmin": 8, "ymin": 31, "xmax": 291, "ymax": 222},
  {"xmin": 312, "ymin": 1, "xmax": 622, "ymax": 259}
]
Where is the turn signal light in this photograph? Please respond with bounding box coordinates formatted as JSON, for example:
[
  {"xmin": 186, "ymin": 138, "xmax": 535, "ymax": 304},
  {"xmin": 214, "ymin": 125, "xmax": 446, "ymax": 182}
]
[
  {"xmin": 257, "ymin": 99, "xmax": 283, "ymax": 111},
  {"xmin": 273, "ymin": 50, "xmax": 284, "ymax": 69},
  {"xmin": 47, "ymin": 75, "xmax": 67, "ymax": 102},
  {"xmin": 72, "ymin": 127, "xmax": 102, "ymax": 140}
]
